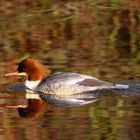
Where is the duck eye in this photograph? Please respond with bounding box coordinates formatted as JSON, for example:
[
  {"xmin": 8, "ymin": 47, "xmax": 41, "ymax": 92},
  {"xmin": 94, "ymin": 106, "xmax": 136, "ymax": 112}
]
[
  {"xmin": 18, "ymin": 66, "xmax": 25, "ymax": 72},
  {"xmin": 22, "ymin": 68, "xmax": 25, "ymax": 72}
]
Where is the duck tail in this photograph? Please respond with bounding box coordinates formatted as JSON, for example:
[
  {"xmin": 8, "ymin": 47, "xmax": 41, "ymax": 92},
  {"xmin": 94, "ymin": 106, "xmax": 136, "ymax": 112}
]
[
  {"xmin": 113, "ymin": 83, "xmax": 140, "ymax": 97},
  {"xmin": 93, "ymin": 83, "xmax": 140, "ymax": 97},
  {"xmin": 114, "ymin": 84, "xmax": 129, "ymax": 90}
]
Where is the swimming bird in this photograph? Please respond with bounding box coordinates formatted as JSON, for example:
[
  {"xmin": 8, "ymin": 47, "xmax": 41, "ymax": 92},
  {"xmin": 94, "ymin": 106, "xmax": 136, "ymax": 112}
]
[{"xmin": 5, "ymin": 58, "xmax": 129, "ymax": 107}]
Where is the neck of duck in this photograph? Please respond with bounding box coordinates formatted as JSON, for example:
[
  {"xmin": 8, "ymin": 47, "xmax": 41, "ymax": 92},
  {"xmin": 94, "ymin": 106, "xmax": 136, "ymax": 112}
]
[
  {"xmin": 25, "ymin": 68, "xmax": 50, "ymax": 90},
  {"xmin": 25, "ymin": 80, "xmax": 41, "ymax": 90}
]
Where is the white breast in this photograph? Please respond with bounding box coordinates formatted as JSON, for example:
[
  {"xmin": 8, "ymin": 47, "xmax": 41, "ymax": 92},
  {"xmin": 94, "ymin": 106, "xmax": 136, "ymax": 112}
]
[{"xmin": 25, "ymin": 80, "xmax": 41, "ymax": 90}]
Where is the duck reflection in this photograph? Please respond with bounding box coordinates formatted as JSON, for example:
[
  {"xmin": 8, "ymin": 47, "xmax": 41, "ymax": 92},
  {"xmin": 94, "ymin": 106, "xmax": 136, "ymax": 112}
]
[{"xmin": 6, "ymin": 98, "xmax": 50, "ymax": 119}]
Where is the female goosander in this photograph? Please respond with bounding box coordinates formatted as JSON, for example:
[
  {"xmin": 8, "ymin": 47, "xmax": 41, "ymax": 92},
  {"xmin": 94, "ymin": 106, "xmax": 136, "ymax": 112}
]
[{"xmin": 5, "ymin": 58, "xmax": 129, "ymax": 107}]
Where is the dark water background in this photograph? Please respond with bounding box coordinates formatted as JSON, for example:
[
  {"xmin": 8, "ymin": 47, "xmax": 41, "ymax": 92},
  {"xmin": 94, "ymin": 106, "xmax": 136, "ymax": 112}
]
[{"xmin": 0, "ymin": 1, "xmax": 140, "ymax": 140}]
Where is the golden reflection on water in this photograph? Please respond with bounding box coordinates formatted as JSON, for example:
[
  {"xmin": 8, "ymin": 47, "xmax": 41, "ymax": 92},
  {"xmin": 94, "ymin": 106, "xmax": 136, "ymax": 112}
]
[{"xmin": 0, "ymin": 1, "xmax": 140, "ymax": 140}]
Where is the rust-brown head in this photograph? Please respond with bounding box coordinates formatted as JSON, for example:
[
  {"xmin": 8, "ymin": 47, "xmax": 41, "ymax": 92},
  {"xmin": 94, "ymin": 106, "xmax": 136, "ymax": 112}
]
[{"xmin": 5, "ymin": 58, "xmax": 50, "ymax": 81}]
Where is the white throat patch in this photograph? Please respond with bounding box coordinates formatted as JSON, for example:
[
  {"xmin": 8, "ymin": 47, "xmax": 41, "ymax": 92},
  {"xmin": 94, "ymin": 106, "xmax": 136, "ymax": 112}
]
[{"xmin": 25, "ymin": 80, "xmax": 41, "ymax": 90}]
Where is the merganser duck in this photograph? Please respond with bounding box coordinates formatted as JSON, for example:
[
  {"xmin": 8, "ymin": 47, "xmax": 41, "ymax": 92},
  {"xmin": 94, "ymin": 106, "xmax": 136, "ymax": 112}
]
[{"xmin": 5, "ymin": 58, "xmax": 129, "ymax": 107}]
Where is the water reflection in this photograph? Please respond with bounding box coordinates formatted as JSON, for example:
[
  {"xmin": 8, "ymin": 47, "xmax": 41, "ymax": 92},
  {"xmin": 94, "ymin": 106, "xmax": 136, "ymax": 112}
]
[{"xmin": 6, "ymin": 99, "xmax": 50, "ymax": 119}]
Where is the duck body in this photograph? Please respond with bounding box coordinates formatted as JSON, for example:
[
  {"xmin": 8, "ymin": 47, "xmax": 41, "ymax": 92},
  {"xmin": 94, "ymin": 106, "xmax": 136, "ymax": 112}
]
[
  {"xmin": 5, "ymin": 58, "xmax": 129, "ymax": 107},
  {"xmin": 28, "ymin": 72, "xmax": 127, "ymax": 107},
  {"xmin": 36, "ymin": 72, "xmax": 114, "ymax": 95}
]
